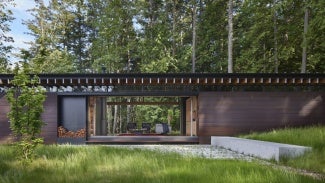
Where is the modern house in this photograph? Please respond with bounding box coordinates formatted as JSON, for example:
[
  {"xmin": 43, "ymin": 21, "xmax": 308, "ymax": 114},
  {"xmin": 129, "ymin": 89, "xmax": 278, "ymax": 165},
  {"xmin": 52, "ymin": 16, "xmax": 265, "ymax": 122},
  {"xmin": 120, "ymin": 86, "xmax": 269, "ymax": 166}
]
[{"xmin": 0, "ymin": 73, "xmax": 324, "ymax": 144}]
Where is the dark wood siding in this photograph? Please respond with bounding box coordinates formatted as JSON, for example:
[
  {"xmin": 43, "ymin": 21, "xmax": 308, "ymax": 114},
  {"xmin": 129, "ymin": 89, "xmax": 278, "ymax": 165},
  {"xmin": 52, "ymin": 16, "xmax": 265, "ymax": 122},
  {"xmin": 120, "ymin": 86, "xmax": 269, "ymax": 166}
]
[
  {"xmin": 198, "ymin": 92, "xmax": 325, "ymax": 141},
  {"xmin": 41, "ymin": 93, "xmax": 58, "ymax": 144},
  {"xmin": 0, "ymin": 93, "xmax": 58, "ymax": 144},
  {"xmin": 0, "ymin": 95, "xmax": 11, "ymax": 143}
]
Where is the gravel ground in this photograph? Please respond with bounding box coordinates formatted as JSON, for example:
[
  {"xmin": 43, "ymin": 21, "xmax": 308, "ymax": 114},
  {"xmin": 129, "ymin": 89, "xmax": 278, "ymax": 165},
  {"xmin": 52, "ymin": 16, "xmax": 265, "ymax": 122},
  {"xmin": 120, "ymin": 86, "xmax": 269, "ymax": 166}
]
[{"xmin": 110, "ymin": 145, "xmax": 255, "ymax": 161}]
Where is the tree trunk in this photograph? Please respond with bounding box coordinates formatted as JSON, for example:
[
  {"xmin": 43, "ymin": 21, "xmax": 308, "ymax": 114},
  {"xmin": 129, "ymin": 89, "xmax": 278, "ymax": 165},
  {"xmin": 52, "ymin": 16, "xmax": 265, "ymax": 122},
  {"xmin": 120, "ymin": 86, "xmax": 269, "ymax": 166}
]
[
  {"xmin": 113, "ymin": 104, "xmax": 118, "ymax": 135},
  {"xmin": 227, "ymin": 0, "xmax": 233, "ymax": 73},
  {"xmin": 101, "ymin": 97, "xmax": 108, "ymax": 135},
  {"xmin": 107, "ymin": 104, "xmax": 112, "ymax": 134},
  {"xmin": 301, "ymin": 5, "xmax": 309, "ymax": 73},
  {"xmin": 127, "ymin": 97, "xmax": 131, "ymax": 124},
  {"xmin": 263, "ymin": 43, "xmax": 266, "ymax": 73},
  {"xmin": 192, "ymin": 2, "xmax": 197, "ymax": 73},
  {"xmin": 172, "ymin": 0, "xmax": 177, "ymax": 58},
  {"xmin": 273, "ymin": 0, "xmax": 278, "ymax": 73},
  {"xmin": 127, "ymin": 44, "xmax": 131, "ymax": 73}
]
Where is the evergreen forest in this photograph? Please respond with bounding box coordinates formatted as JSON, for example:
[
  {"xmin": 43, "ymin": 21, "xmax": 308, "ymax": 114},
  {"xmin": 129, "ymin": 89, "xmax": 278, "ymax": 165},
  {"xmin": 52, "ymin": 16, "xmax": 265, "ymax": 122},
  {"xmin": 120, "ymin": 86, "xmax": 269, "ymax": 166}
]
[{"xmin": 1, "ymin": 0, "xmax": 324, "ymax": 74}]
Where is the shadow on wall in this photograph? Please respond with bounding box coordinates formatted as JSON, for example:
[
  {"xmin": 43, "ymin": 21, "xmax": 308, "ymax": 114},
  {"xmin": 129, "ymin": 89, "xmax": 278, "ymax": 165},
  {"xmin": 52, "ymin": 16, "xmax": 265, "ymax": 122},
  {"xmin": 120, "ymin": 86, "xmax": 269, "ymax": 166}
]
[{"xmin": 299, "ymin": 96, "xmax": 323, "ymax": 117}]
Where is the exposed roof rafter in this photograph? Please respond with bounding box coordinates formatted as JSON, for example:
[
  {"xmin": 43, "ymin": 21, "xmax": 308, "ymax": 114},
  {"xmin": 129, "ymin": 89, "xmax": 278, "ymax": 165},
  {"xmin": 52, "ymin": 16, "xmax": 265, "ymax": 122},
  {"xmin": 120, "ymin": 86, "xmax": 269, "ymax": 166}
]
[{"xmin": 0, "ymin": 73, "xmax": 324, "ymax": 87}]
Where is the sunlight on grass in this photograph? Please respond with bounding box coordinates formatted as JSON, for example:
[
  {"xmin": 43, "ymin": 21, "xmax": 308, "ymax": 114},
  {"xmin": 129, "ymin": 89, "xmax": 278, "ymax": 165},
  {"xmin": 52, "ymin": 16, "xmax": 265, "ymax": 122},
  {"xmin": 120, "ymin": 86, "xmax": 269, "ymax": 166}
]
[
  {"xmin": 241, "ymin": 125, "xmax": 325, "ymax": 149},
  {"xmin": 0, "ymin": 145, "xmax": 323, "ymax": 183},
  {"xmin": 241, "ymin": 125, "xmax": 325, "ymax": 174}
]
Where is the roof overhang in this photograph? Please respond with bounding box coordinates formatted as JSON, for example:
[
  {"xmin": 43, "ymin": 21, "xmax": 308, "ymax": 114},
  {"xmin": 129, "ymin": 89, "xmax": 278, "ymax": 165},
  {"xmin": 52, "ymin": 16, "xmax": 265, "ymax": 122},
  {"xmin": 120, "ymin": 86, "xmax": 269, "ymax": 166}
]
[{"xmin": 1, "ymin": 73, "xmax": 324, "ymax": 87}]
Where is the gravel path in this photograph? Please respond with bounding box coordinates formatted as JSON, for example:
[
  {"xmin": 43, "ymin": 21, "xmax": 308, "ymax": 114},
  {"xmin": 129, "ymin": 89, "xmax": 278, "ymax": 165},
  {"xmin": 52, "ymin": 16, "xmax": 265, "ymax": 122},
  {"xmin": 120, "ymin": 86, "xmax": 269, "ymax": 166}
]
[{"xmin": 110, "ymin": 145, "xmax": 255, "ymax": 161}]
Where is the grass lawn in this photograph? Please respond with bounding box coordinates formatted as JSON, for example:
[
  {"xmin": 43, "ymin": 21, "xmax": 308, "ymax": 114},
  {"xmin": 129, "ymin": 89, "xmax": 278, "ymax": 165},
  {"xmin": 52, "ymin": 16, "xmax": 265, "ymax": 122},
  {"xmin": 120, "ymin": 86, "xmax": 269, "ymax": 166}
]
[
  {"xmin": 241, "ymin": 125, "xmax": 325, "ymax": 174},
  {"xmin": 0, "ymin": 145, "xmax": 323, "ymax": 183}
]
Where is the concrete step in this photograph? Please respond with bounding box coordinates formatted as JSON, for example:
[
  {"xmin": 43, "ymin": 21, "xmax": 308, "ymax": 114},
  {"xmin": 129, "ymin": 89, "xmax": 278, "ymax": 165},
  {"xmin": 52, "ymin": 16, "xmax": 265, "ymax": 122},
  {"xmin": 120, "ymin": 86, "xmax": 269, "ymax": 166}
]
[{"xmin": 211, "ymin": 136, "xmax": 311, "ymax": 161}]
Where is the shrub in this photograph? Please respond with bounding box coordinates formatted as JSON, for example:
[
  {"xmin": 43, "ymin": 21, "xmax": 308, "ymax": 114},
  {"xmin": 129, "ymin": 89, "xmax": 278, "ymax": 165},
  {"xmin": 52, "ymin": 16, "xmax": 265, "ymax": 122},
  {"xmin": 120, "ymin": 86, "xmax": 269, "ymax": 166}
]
[{"xmin": 6, "ymin": 64, "xmax": 46, "ymax": 163}]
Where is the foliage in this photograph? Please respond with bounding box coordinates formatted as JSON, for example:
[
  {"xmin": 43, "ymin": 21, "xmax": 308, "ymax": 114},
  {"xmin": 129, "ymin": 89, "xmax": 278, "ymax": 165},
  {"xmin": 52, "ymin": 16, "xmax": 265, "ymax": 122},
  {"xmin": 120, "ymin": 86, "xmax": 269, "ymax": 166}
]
[
  {"xmin": 135, "ymin": 1, "xmax": 192, "ymax": 73},
  {"xmin": 0, "ymin": 145, "xmax": 322, "ymax": 183},
  {"xmin": 89, "ymin": 0, "xmax": 137, "ymax": 73},
  {"xmin": 16, "ymin": 138, "xmax": 44, "ymax": 164},
  {"xmin": 104, "ymin": 96, "xmax": 181, "ymax": 134},
  {"xmin": 14, "ymin": 0, "xmax": 323, "ymax": 74},
  {"xmin": 0, "ymin": 0, "xmax": 14, "ymax": 73},
  {"xmin": 306, "ymin": 0, "xmax": 325, "ymax": 72},
  {"xmin": 24, "ymin": 0, "xmax": 89, "ymax": 73},
  {"xmin": 6, "ymin": 64, "xmax": 46, "ymax": 163},
  {"xmin": 135, "ymin": 105, "xmax": 180, "ymax": 127},
  {"xmin": 32, "ymin": 49, "xmax": 75, "ymax": 73},
  {"xmin": 241, "ymin": 125, "xmax": 325, "ymax": 174},
  {"xmin": 196, "ymin": 0, "xmax": 228, "ymax": 72},
  {"xmin": 234, "ymin": 0, "xmax": 325, "ymax": 73}
]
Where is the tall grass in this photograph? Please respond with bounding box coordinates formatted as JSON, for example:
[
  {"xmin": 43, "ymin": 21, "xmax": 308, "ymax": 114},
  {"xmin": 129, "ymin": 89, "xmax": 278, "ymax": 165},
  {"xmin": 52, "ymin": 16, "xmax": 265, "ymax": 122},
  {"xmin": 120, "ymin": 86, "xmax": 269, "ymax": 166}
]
[
  {"xmin": 0, "ymin": 145, "xmax": 322, "ymax": 183},
  {"xmin": 241, "ymin": 125, "xmax": 325, "ymax": 174}
]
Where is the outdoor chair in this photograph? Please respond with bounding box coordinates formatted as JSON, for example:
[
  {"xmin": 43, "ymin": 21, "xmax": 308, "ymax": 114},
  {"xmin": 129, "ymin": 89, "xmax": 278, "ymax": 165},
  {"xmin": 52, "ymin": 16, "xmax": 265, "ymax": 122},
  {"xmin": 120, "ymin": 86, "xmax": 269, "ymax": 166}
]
[
  {"xmin": 142, "ymin": 123, "xmax": 151, "ymax": 133},
  {"xmin": 161, "ymin": 123, "xmax": 169, "ymax": 134},
  {"xmin": 126, "ymin": 123, "xmax": 137, "ymax": 133},
  {"xmin": 155, "ymin": 123, "xmax": 169, "ymax": 134}
]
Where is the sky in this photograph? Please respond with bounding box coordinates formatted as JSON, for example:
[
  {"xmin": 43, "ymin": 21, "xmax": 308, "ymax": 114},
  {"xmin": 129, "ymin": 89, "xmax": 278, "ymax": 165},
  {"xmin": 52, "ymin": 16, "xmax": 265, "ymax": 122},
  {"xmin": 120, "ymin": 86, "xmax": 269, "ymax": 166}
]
[{"xmin": 7, "ymin": 0, "xmax": 36, "ymax": 63}]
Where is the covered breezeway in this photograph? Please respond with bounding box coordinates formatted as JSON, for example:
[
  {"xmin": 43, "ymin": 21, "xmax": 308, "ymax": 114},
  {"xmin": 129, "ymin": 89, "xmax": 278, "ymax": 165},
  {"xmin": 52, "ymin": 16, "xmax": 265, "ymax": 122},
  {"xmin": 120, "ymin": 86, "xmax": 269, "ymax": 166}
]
[{"xmin": 57, "ymin": 94, "xmax": 199, "ymax": 144}]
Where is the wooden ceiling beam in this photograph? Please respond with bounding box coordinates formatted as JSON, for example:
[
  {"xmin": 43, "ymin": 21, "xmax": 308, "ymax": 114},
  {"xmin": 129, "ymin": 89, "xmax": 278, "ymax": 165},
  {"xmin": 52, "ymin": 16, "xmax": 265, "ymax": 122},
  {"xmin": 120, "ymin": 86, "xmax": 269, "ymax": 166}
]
[{"xmin": 106, "ymin": 101, "xmax": 180, "ymax": 105}]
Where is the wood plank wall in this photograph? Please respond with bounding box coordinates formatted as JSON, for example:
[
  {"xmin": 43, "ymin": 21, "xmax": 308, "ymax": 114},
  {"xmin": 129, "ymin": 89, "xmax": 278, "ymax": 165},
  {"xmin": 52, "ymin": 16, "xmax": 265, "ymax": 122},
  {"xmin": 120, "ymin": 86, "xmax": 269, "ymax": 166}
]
[
  {"xmin": 0, "ymin": 95, "xmax": 11, "ymax": 143},
  {"xmin": 0, "ymin": 93, "xmax": 58, "ymax": 144},
  {"xmin": 198, "ymin": 92, "xmax": 325, "ymax": 144},
  {"xmin": 88, "ymin": 96, "xmax": 95, "ymax": 136},
  {"xmin": 186, "ymin": 97, "xmax": 198, "ymax": 136},
  {"xmin": 41, "ymin": 93, "xmax": 58, "ymax": 144}
]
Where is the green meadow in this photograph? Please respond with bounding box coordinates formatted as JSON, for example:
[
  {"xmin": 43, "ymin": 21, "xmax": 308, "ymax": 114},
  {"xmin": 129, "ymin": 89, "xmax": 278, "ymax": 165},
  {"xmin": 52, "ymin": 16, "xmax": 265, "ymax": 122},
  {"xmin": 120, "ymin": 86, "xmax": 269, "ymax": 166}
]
[
  {"xmin": 0, "ymin": 144, "xmax": 322, "ymax": 183},
  {"xmin": 0, "ymin": 125, "xmax": 324, "ymax": 183}
]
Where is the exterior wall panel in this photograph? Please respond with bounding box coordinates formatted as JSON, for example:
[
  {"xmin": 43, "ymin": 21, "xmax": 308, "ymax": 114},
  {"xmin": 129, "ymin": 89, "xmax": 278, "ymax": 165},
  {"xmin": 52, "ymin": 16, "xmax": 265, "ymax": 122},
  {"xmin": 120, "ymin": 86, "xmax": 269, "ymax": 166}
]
[
  {"xmin": 2, "ymin": 91, "xmax": 325, "ymax": 145},
  {"xmin": 198, "ymin": 92, "xmax": 325, "ymax": 140},
  {"xmin": 41, "ymin": 93, "xmax": 58, "ymax": 144},
  {"xmin": 0, "ymin": 93, "xmax": 58, "ymax": 144},
  {"xmin": 0, "ymin": 96, "xmax": 11, "ymax": 143},
  {"xmin": 186, "ymin": 97, "xmax": 198, "ymax": 136}
]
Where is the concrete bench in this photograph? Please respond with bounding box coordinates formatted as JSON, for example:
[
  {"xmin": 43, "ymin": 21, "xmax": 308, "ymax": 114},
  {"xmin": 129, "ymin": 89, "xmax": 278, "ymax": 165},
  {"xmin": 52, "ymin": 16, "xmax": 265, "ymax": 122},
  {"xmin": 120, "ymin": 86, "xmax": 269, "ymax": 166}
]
[{"xmin": 211, "ymin": 136, "xmax": 311, "ymax": 161}]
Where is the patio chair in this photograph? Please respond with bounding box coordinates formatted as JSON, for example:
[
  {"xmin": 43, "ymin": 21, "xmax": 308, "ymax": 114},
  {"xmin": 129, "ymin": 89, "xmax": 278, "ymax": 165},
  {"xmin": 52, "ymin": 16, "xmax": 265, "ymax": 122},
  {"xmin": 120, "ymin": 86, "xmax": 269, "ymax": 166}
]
[
  {"xmin": 162, "ymin": 123, "xmax": 169, "ymax": 134},
  {"xmin": 126, "ymin": 123, "xmax": 137, "ymax": 133},
  {"xmin": 142, "ymin": 123, "xmax": 151, "ymax": 133},
  {"xmin": 155, "ymin": 123, "xmax": 169, "ymax": 134}
]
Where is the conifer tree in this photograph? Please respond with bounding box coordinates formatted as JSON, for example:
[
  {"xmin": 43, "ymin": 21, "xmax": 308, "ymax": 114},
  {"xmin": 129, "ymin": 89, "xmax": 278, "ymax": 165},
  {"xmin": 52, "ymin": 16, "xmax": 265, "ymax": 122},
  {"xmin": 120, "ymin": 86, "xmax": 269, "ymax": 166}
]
[{"xmin": 0, "ymin": 0, "xmax": 14, "ymax": 73}]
